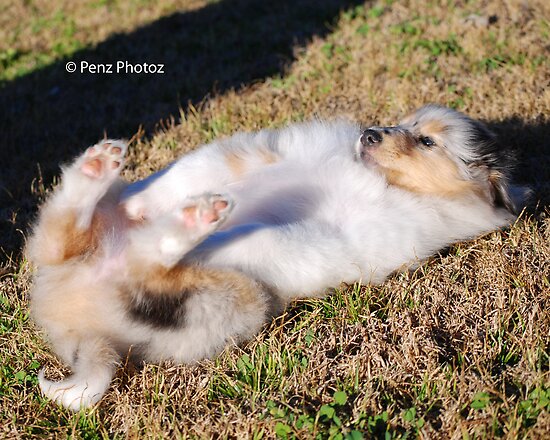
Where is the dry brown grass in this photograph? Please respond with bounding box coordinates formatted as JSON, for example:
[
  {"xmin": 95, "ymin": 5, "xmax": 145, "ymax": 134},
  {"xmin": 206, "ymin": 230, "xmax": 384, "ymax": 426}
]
[{"xmin": 1, "ymin": 0, "xmax": 549, "ymax": 438}]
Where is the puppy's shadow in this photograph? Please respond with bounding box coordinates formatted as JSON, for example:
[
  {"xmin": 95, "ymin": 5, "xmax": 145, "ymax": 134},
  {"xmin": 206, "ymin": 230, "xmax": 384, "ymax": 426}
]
[
  {"xmin": 487, "ymin": 117, "xmax": 550, "ymax": 209},
  {"xmin": 0, "ymin": 0, "xmax": 365, "ymax": 258}
]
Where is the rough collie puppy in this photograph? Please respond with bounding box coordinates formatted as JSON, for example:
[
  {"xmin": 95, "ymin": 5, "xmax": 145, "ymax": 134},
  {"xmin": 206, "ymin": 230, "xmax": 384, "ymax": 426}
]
[{"xmin": 29, "ymin": 105, "xmax": 521, "ymax": 410}]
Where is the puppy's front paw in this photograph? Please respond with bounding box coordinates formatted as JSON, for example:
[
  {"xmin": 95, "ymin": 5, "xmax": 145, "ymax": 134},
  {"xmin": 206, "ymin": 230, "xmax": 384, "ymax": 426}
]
[
  {"xmin": 128, "ymin": 193, "xmax": 234, "ymax": 268},
  {"xmin": 124, "ymin": 193, "xmax": 149, "ymax": 221},
  {"xmin": 156, "ymin": 194, "xmax": 234, "ymax": 265},
  {"xmin": 78, "ymin": 139, "xmax": 127, "ymax": 181},
  {"xmin": 179, "ymin": 193, "xmax": 234, "ymax": 232}
]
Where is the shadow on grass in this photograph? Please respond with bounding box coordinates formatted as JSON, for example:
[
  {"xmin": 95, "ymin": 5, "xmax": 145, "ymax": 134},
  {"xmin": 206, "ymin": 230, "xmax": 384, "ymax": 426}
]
[
  {"xmin": 0, "ymin": 0, "xmax": 548, "ymax": 261},
  {"xmin": 0, "ymin": 0, "xmax": 365, "ymax": 259},
  {"xmin": 486, "ymin": 117, "xmax": 550, "ymax": 208}
]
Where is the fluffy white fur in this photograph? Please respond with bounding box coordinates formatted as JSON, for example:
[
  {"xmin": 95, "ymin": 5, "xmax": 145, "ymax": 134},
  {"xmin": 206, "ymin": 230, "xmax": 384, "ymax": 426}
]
[
  {"xmin": 124, "ymin": 105, "xmax": 518, "ymax": 299},
  {"xmin": 29, "ymin": 105, "xmax": 521, "ymax": 410}
]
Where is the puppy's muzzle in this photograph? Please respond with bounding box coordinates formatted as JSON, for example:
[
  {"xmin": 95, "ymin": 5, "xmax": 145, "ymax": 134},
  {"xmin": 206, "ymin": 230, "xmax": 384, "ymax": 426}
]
[
  {"xmin": 360, "ymin": 129, "xmax": 383, "ymax": 146},
  {"xmin": 357, "ymin": 128, "xmax": 384, "ymax": 164}
]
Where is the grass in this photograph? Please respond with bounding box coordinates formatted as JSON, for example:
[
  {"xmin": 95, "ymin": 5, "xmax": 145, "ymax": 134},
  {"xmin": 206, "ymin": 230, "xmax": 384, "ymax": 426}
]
[{"xmin": 1, "ymin": 0, "xmax": 549, "ymax": 438}]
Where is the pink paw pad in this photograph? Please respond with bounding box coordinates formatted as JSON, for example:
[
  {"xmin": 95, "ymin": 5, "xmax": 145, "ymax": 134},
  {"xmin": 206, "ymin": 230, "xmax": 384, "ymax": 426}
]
[
  {"xmin": 180, "ymin": 195, "xmax": 233, "ymax": 230},
  {"xmin": 81, "ymin": 158, "xmax": 103, "ymax": 178},
  {"xmin": 80, "ymin": 140, "xmax": 127, "ymax": 179}
]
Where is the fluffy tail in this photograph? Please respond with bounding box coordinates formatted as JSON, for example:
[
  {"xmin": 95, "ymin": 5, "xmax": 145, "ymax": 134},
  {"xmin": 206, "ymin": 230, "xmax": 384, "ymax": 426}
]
[{"xmin": 38, "ymin": 337, "xmax": 119, "ymax": 411}]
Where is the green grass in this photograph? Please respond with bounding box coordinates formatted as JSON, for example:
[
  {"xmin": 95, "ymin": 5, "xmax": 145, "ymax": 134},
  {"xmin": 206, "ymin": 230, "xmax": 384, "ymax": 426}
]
[{"xmin": 1, "ymin": 0, "xmax": 549, "ymax": 438}]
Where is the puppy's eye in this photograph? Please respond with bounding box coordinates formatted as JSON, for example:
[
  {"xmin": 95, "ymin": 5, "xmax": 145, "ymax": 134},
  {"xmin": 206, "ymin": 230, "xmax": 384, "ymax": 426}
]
[{"xmin": 419, "ymin": 136, "xmax": 435, "ymax": 147}]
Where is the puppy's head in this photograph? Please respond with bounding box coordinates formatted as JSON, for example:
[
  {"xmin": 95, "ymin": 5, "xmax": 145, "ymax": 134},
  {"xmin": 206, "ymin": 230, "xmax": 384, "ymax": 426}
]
[{"xmin": 356, "ymin": 104, "xmax": 518, "ymax": 212}]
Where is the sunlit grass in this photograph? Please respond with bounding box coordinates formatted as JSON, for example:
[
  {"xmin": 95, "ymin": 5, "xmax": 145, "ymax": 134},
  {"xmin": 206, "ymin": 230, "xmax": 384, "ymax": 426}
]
[{"xmin": 1, "ymin": 0, "xmax": 549, "ymax": 438}]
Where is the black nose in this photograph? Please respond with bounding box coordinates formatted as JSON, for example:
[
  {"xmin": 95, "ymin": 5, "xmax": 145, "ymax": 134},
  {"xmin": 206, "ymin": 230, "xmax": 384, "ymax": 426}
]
[{"xmin": 360, "ymin": 129, "xmax": 383, "ymax": 146}]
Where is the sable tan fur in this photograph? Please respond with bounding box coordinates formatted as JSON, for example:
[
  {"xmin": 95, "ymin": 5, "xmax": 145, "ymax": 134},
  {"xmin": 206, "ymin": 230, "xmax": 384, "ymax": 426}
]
[
  {"xmin": 224, "ymin": 146, "xmax": 280, "ymax": 178},
  {"xmin": 360, "ymin": 110, "xmax": 507, "ymax": 204},
  {"xmin": 368, "ymin": 135, "xmax": 478, "ymax": 198}
]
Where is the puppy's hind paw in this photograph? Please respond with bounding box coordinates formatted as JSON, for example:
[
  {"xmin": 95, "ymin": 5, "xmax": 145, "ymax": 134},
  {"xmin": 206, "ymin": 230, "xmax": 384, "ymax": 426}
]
[{"xmin": 78, "ymin": 139, "xmax": 127, "ymax": 180}]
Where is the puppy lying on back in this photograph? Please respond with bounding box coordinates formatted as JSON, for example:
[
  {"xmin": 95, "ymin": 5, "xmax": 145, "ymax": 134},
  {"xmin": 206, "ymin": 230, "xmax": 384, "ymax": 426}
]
[
  {"xmin": 124, "ymin": 105, "xmax": 521, "ymax": 299},
  {"xmin": 28, "ymin": 105, "xmax": 523, "ymax": 410}
]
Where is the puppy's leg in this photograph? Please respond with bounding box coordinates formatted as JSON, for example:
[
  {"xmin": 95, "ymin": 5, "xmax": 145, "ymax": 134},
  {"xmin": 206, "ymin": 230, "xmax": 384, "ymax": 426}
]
[
  {"xmin": 38, "ymin": 337, "xmax": 118, "ymax": 411},
  {"xmin": 60, "ymin": 139, "xmax": 127, "ymax": 224},
  {"xmin": 28, "ymin": 140, "xmax": 127, "ymax": 266},
  {"xmin": 145, "ymin": 274, "xmax": 272, "ymax": 363},
  {"xmin": 126, "ymin": 193, "xmax": 234, "ymax": 270},
  {"xmin": 123, "ymin": 131, "xmax": 280, "ymax": 220}
]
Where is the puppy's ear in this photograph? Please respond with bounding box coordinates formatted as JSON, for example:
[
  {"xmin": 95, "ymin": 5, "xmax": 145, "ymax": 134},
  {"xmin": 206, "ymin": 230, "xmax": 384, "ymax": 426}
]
[
  {"xmin": 468, "ymin": 121, "xmax": 520, "ymax": 213},
  {"xmin": 487, "ymin": 169, "xmax": 516, "ymax": 213},
  {"xmin": 469, "ymin": 163, "xmax": 516, "ymax": 213}
]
